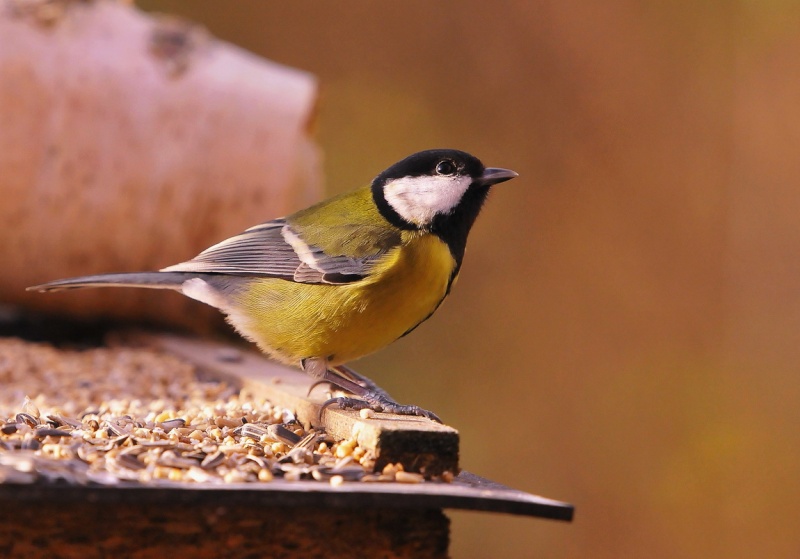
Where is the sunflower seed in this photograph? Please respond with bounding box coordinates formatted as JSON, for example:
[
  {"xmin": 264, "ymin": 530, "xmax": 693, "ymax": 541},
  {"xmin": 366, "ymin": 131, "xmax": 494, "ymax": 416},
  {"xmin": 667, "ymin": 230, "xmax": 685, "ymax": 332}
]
[
  {"xmin": 159, "ymin": 418, "xmax": 186, "ymax": 431},
  {"xmin": 45, "ymin": 414, "xmax": 81, "ymax": 428},
  {"xmin": 268, "ymin": 424, "xmax": 302, "ymax": 446},
  {"xmin": 33, "ymin": 428, "xmax": 72, "ymax": 438},
  {"xmin": 157, "ymin": 450, "xmax": 198, "ymax": 469},
  {"xmin": 15, "ymin": 413, "xmax": 38, "ymax": 428},
  {"xmin": 116, "ymin": 453, "xmax": 145, "ymax": 471},
  {"xmin": 236, "ymin": 423, "xmax": 269, "ymax": 440},
  {"xmin": 1, "ymin": 423, "xmax": 17, "ymax": 435},
  {"xmin": 200, "ymin": 450, "xmax": 224, "ymax": 469}
]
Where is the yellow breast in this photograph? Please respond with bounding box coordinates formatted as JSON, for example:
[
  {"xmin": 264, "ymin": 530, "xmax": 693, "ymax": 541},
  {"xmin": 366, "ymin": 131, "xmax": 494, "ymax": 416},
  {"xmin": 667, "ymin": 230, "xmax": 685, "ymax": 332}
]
[{"xmin": 230, "ymin": 232, "xmax": 456, "ymax": 366}]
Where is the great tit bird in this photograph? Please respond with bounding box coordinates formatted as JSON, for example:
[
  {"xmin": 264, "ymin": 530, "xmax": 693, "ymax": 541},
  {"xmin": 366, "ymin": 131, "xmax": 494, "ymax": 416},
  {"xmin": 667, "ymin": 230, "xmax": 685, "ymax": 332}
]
[{"xmin": 29, "ymin": 149, "xmax": 518, "ymax": 422}]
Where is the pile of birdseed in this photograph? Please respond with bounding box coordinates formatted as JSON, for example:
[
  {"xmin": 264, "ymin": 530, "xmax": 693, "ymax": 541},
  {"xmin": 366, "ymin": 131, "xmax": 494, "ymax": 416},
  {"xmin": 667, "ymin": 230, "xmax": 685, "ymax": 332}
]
[{"xmin": 0, "ymin": 337, "xmax": 427, "ymax": 486}]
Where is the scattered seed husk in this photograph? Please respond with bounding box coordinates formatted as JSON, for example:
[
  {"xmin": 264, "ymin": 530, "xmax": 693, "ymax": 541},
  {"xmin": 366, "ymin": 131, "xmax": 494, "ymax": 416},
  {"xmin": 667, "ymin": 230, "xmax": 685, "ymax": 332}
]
[
  {"xmin": 21, "ymin": 397, "xmax": 40, "ymax": 419},
  {"xmin": 32, "ymin": 428, "xmax": 72, "ymax": 438},
  {"xmin": 15, "ymin": 413, "xmax": 38, "ymax": 428},
  {"xmin": 267, "ymin": 424, "xmax": 302, "ymax": 446},
  {"xmin": 312, "ymin": 465, "xmax": 365, "ymax": 482},
  {"xmin": 234, "ymin": 422, "xmax": 269, "ymax": 440},
  {"xmin": 115, "ymin": 453, "xmax": 146, "ymax": 471},
  {"xmin": 47, "ymin": 414, "xmax": 82, "ymax": 428},
  {"xmin": 1, "ymin": 423, "xmax": 17, "ymax": 435},
  {"xmin": 199, "ymin": 450, "xmax": 225, "ymax": 470},
  {"xmin": 159, "ymin": 418, "xmax": 186, "ymax": 431}
]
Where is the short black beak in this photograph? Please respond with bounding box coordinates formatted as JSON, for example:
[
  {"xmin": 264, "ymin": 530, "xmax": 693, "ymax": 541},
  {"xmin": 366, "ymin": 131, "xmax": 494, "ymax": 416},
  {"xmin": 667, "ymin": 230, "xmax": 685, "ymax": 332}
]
[{"xmin": 479, "ymin": 167, "xmax": 519, "ymax": 186}]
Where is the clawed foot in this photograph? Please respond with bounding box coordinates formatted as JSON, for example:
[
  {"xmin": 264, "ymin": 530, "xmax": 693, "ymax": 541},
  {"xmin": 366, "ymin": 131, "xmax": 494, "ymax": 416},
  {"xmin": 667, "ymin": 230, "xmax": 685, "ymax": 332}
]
[
  {"xmin": 321, "ymin": 393, "xmax": 442, "ymax": 423},
  {"xmin": 301, "ymin": 359, "xmax": 442, "ymax": 423}
]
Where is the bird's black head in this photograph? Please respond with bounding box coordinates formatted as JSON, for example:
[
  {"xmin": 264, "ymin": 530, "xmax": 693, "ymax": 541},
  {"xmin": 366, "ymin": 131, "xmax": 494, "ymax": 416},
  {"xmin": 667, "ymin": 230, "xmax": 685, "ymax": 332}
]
[{"xmin": 372, "ymin": 149, "xmax": 517, "ymax": 267}]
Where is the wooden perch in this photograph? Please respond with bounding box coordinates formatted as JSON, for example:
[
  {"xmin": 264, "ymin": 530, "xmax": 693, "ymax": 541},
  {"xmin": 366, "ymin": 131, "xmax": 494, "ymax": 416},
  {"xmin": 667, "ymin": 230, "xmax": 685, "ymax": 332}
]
[
  {"xmin": 138, "ymin": 333, "xmax": 460, "ymax": 477},
  {"xmin": 0, "ymin": 0, "xmax": 321, "ymax": 331}
]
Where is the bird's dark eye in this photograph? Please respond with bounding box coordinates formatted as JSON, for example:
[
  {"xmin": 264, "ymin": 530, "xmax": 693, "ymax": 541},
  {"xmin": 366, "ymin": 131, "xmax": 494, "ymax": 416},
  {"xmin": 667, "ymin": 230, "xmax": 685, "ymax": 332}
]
[{"xmin": 435, "ymin": 160, "xmax": 457, "ymax": 176}]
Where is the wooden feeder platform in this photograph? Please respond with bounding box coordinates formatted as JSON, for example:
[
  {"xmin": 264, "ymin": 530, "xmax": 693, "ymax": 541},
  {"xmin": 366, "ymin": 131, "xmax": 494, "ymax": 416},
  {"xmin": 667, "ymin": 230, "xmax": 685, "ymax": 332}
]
[{"xmin": 0, "ymin": 333, "xmax": 573, "ymax": 558}]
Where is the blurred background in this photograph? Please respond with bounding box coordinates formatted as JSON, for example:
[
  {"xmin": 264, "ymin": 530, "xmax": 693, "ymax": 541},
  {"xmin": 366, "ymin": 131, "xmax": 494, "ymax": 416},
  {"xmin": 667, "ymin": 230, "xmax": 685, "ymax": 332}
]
[{"xmin": 11, "ymin": 1, "xmax": 800, "ymax": 557}]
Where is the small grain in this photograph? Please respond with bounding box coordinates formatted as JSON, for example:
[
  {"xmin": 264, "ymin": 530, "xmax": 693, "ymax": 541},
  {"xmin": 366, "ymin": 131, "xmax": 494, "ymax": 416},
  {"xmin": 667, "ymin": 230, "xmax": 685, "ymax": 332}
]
[
  {"xmin": 329, "ymin": 475, "xmax": 344, "ymax": 487},
  {"xmin": 395, "ymin": 471, "xmax": 424, "ymax": 484},
  {"xmin": 359, "ymin": 408, "xmax": 375, "ymax": 419}
]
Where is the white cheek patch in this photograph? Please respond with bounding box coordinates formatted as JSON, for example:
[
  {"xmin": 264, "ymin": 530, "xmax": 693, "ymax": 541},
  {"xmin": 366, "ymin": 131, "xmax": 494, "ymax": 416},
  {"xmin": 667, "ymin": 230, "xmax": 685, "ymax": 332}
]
[{"xmin": 383, "ymin": 175, "xmax": 472, "ymax": 226}]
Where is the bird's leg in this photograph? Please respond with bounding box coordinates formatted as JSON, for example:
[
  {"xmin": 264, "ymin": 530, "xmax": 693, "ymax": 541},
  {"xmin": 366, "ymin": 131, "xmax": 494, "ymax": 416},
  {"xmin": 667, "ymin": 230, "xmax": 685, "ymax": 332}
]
[
  {"xmin": 331, "ymin": 364, "xmax": 393, "ymax": 399},
  {"xmin": 301, "ymin": 358, "xmax": 442, "ymax": 423},
  {"xmin": 305, "ymin": 363, "xmax": 392, "ymax": 398}
]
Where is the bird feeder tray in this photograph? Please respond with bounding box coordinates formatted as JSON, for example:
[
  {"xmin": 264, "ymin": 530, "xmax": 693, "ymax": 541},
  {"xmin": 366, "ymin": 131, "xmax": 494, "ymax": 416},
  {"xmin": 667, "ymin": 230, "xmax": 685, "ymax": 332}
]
[{"xmin": 0, "ymin": 333, "xmax": 573, "ymax": 558}]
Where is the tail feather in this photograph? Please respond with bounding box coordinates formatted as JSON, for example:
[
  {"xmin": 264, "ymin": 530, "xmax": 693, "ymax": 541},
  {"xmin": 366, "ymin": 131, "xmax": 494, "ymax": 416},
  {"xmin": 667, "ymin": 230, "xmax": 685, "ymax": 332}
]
[{"xmin": 27, "ymin": 272, "xmax": 199, "ymax": 293}]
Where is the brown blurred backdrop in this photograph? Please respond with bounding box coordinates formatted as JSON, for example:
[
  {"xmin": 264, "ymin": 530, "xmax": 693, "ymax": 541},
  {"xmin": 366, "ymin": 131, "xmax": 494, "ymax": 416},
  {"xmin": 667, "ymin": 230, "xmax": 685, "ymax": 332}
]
[{"xmin": 69, "ymin": 1, "xmax": 800, "ymax": 557}]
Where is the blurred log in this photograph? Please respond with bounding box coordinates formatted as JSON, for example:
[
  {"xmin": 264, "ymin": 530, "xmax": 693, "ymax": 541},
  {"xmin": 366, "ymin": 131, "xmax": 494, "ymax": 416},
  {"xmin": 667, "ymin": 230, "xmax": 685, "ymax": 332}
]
[{"xmin": 0, "ymin": 0, "xmax": 320, "ymax": 331}]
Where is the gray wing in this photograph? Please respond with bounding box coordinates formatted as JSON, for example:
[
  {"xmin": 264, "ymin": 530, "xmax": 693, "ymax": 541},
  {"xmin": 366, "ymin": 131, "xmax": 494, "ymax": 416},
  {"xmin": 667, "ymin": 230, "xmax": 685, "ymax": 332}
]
[{"xmin": 161, "ymin": 219, "xmax": 388, "ymax": 285}]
